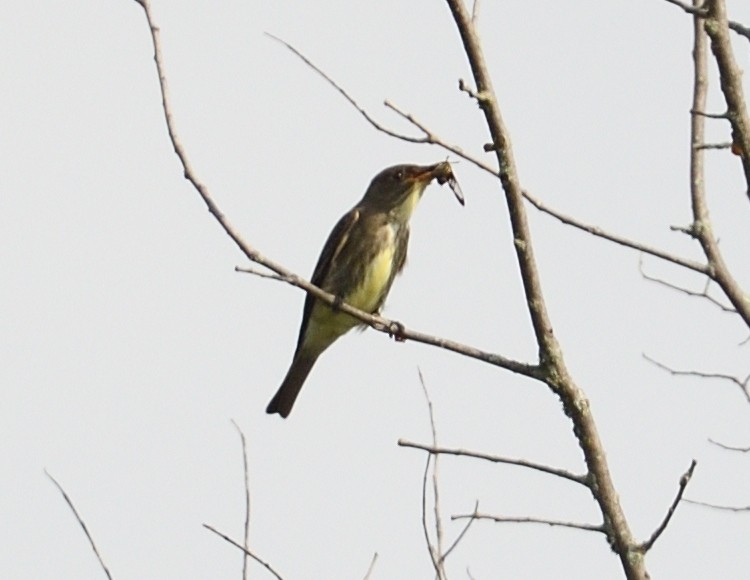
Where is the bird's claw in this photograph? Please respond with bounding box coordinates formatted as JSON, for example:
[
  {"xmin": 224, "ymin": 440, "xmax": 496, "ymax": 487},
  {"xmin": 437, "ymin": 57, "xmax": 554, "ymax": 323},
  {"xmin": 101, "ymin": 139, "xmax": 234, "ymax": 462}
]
[{"xmin": 388, "ymin": 321, "xmax": 407, "ymax": 342}]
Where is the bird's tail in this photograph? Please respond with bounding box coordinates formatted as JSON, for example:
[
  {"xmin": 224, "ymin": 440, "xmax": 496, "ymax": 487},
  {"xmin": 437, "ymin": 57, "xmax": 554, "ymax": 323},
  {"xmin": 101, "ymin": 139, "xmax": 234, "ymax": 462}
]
[{"xmin": 266, "ymin": 353, "xmax": 317, "ymax": 418}]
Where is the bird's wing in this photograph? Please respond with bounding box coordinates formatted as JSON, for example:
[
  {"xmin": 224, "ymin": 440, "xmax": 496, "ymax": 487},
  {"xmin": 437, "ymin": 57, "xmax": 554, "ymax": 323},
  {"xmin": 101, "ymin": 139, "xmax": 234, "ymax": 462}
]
[
  {"xmin": 294, "ymin": 207, "xmax": 361, "ymax": 353},
  {"xmin": 394, "ymin": 226, "xmax": 410, "ymax": 275}
]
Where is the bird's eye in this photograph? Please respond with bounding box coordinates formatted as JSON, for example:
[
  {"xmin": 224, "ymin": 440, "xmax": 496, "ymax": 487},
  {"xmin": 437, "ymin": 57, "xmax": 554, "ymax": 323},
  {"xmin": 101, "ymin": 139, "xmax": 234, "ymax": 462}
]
[{"xmin": 393, "ymin": 169, "xmax": 404, "ymax": 181}]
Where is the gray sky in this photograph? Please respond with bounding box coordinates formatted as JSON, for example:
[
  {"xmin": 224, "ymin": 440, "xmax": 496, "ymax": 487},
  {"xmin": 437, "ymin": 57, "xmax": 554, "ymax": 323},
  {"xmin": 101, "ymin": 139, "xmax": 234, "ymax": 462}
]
[{"xmin": 3, "ymin": 1, "xmax": 750, "ymax": 578}]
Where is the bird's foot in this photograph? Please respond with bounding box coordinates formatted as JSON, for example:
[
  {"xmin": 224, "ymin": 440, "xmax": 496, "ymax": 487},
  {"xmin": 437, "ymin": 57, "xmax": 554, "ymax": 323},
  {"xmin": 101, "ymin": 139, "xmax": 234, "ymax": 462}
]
[{"xmin": 387, "ymin": 321, "xmax": 407, "ymax": 342}]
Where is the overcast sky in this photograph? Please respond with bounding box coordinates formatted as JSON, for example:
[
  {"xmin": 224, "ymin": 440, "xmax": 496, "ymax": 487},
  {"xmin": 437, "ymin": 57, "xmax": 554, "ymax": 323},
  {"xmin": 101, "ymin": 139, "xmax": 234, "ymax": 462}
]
[{"xmin": 3, "ymin": 1, "xmax": 750, "ymax": 578}]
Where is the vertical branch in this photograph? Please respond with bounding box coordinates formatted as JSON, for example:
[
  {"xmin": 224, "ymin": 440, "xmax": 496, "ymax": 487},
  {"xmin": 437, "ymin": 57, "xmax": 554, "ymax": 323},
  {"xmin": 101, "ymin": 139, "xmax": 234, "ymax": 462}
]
[
  {"xmin": 418, "ymin": 370, "xmax": 447, "ymax": 580},
  {"xmin": 704, "ymin": 0, "xmax": 750, "ymax": 198},
  {"xmin": 443, "ymin": 4, "xmax": 555, "ymax": 360},
  {"xmin": 232, "ymin": 421, "xmax": 251, "ymax": 580},
  {"xmin": 443, "ymin": 2, "xmax": 647, "ymax": 578},
  {"xmin": 691, "ymin": 2, "xmax": 750, "ymax": 329}
]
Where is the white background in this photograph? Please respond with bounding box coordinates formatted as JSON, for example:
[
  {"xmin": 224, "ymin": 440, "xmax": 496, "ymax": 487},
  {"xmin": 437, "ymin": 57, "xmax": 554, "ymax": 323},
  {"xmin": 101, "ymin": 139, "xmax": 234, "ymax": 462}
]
[{"xmin": 2, "ymin": 1, "xmax": 750, "ymax": 578}]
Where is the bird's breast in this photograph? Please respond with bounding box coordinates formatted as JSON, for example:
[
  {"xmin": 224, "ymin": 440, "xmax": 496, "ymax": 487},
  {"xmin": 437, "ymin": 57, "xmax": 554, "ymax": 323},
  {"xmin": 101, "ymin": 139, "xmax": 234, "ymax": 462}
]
[{"xmin": 347, "ymin": 223, "xmax": 397, "ymax": 313}]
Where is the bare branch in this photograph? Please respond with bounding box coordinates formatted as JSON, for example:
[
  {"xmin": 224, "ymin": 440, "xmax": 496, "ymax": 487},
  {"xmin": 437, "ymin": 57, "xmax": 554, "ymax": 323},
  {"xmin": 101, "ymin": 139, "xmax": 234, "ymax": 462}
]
[
  {"xmin": 267, "ymin": 33, "xmax": 499, "ymax": 178},
  {"xmin": 443, "ymin": 501, "xmax": 480, "ymax": 562},
  {"xmin": 728, "ymin": 19, "xmax": 750, "ymax": 42},
  {"xmin": 471, "ymin": 0, "xmax": 481, "ymax": 24},
  {"xmin": 643, "ymin": 353, "xmax": 750, "ymax": 403},
  {"xmin": 451, "ymin": 513, "xmax": 604, "ymax": 533},
  {"xmin": 265, "ymin": 33, "xmax": 424, "ymax": 144},
  {"xmin": 46, "ymin": 471, "xmax": 114, "ymax": 580},
  {"xmin": 661, "ymin": 0, "xmax": 708, "ymax": 16},
  {"xmin": 663, "ymin": 0, "xmax": 749, "ymax": 41},
  {"xmin": 703, "ymin": 0, "xmax": 750, "ymax": 199},
  {"xmin": 420, "ymin": 454, "xmax": 442, "ymax": 580},
  {"xmin": 398, "ymin": 440, "xmax": 587, "ymax": 486},
  {"xmin": 444, "ymin": 2, "xmax": 646, "ymax": 575},
  {"xmin": 235, "ymin": 266, "xmax": 286, "ymax": 282},
  {"xmin": 524, "ymin": 189, "xmax": 709, "ymax": 276},
  {"xmin": 708, "ymin": 438, "xmax": 750, "ymax": 452},
  {"xmin": 694, "ymin": 141, "xmax": 733, "ymax": 150},
  {"xmin": 417, "ymin": 370, "xmax": 446, "ymax": 580},
  {"xmin": 203, "ymin": 524, "xmax": 283, "ymax": 580},
  {"xmin": 638, "ymin": 257, "xmax": 736, "ymax": 313},
  {"xmin": 231, "ymin": 421, "xmax": 252, "ymax": 580},
  {"xmin": 691, "ymin": 109, "xmax": 729, "ymax": 118},
  {"xmin": 383, "ymin": 100, "xmax": 498, "ymax": 176},
  {"xmin": 362, "ymin": 553, "xmax": 378, "ymax": 580},
  {"xmin": 638, "ymin": 460, "xmax": 697, "ymax": 553},
  {"xmin": 688, "ymin": 2, "xmax": 750, "ymax": 328},
  {"xmin": 683, "ymin": 498, "xmax": 750, "ymax": 511}
]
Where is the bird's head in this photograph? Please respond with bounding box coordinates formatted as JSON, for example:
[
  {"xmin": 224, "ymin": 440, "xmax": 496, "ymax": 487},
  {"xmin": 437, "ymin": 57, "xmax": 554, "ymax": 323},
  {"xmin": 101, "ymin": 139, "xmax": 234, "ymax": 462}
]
[{"xmin": 361, "ymin": 162, "xmax": 463, "ymax": 217}]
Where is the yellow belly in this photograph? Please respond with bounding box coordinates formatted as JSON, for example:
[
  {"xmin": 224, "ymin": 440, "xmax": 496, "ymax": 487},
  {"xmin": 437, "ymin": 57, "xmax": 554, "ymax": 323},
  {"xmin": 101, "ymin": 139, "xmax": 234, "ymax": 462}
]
[
  {"xmin": 304, "ymin": 233, "xmax": 396, "ymax": 354},
  {"xmin": 347, "ymin": 241, "xmax": 395, "ymax": 313}
]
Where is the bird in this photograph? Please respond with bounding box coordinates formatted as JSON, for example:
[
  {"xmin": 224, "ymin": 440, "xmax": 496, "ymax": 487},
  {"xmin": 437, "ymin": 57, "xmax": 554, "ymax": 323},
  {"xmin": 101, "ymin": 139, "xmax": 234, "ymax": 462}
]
[{"xmin": 265, "ymin": 161, "xmax": 463, "ymax": 418}]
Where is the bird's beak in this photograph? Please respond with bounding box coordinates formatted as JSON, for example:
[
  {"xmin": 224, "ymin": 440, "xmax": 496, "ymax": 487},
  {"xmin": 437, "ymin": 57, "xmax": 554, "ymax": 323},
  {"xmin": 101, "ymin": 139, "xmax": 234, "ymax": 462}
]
[
  {"xmin": 410, "ymin": 163, "xmax": 445, "ymax": 183},
  {"xmin": 412, "ymin": 162, "xmax": 465, "ymax": 206}
]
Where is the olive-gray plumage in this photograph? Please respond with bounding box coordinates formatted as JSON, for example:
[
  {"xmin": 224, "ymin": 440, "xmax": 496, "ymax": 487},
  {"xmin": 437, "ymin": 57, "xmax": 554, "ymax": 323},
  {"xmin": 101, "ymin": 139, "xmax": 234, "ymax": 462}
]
[{"xmin": 266, "ymin": 162, "xmax": 453, "ymax": 418}]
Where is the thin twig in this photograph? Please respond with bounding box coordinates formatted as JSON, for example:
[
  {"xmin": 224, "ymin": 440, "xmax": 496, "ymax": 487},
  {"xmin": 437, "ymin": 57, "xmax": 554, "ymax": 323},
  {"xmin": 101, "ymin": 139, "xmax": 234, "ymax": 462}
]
[
  {"xmin": 694, "ymin": 141, "xmax": 733, "ymax": 150},
  {"xmin": 265, "ymin": 33, "xmax": 424, "ymax": 144},
  {"xmin": 398, "ymin": 440, "xmax": 588, "ymax": 486},
  {"xmin": 46, "ymin": 471, "xmax": 114, "ymax": 580},
  {"xmin": 417, "ymin": 369, "xmax": 446, "ymax": 579},
  {"xmin": 708, "ymin": 438, "xmax": 750, "ymax": 452},
  {"xmin": 643, "ymin": 353, "xmax": 750, "ymax": 403},
  {"xmin": 442, "ymin": 500, "xmax": 480, "ymax": 562},
  {"xmin": 662, "ymin": 0, "xmax": 708, "ymax": 16},
  {"xmin": 683, "ymin": 498, "xmax": 750, "ymax": 511},
  {"xmin": 523, "ymin": 189, "xmax": 709, "ymax": 276},
  {"xmin": 638, "ymin": 460, "xmax": 697, "ymax": 553},
  {"xmin": 268, "ymin": 33, "xmax": 499, "ymax": 178},
  {"xmin": 203, "ymin": 524, "xmax": 283, "ymax": 580},
  {"xmin": 638, "ymin": 257, "xmax": 735, "ymax": 313},
  {"xmin": 384, "ymin": 100, "xmax": 498, "ymax": 176},
  {"xmin": 662, "ymin": 0, "xmax": 750, "ymax": 42},
  {"xmin": 728, "ymin": 20, "xmax": 750, "ymax": 42},
  {"xmin": 235, "ymin": 266, "xmax": 286, "ymax": 282},
  {"xmin": 690, "ymin": 109, "xmax": 728, "ymax": 118},
  {"xmin": 471, "ymin": 0, "xmax": 481, "ymax": 24},
  {"xmin": 420, "ymin": 454, "xmax": 441, "ymax": 579},
  {"xmin": 451, "ymin": 513, "xmax": 604, "ymax": 533},
  {"xmin": 231, "ymin": 420, "xmax": 252, "ymax": 580},
  {"xmin": 362, "ymin": 553, "xmax": 378, "ymax": 580}
]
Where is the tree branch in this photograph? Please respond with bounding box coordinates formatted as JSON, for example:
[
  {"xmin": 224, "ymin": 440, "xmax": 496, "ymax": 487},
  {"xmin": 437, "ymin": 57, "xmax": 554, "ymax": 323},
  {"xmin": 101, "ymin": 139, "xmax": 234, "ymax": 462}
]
[
  {"xmin": 451, "ymin": 513, "xmax": 604, "ymax": 534},
  {"xmin": 703, "ymin": 0, "xmax": 750, "ymax": 199},
  {"xmin": 362, "ymin": 553, "xmax": 378, "ymax": 580},
  {"xmin": 46, "ymin": 471, "xmax": 114, "ymax": 580},
  {"xmin": 683, "ymin": 498, "xmax": 750, "ymax": 511},
  {"xmin": 643, "ymin": 353, "xmax": 750, "ymax": 403},
  {"xmin": 708, "ymin": 438, "xmax": 750, "ymax": 452},
  {"xmin": 417, "ymin": 371, "xmax": 447, "ymax": 580},
  {"xmin": 524, "ymin": 189, "xmax": 710, "ymax": 276},
  {"xmin": 231, "ymin": 421, "xmax": 251, "ymax": 580},
  {"xmin": 638, "ymin": 460, "xmax": 697, "ymax": 553},
  {"xmin": 397, "ymin": 440, "xmax": 587, "ymax": 486},
  {"xmin": 444, "ymin": 2, "xmax": 646, "ymax": 577},
  {"xmin": 266, "ymin": 33, "xmax": 499, "ymax": 178},
  {"xmin": 203, "ymin": 524, "xmax": 283, "ymax": 580},
  {"xmin": 638, "ymin": 257, "xmax": 736, "ymax": 312}
]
